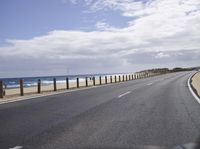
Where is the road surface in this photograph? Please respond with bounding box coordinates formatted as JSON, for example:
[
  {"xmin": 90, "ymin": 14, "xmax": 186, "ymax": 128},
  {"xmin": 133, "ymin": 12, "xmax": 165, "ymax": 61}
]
[{"xmin": 0, "ymin": 71, "xmax": 200, "ymax": 149}]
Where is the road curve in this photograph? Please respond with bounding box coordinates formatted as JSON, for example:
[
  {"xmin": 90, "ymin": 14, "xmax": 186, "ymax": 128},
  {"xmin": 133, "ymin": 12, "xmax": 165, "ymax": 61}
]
[{"xmin": 0, "ymin": 71, "xmax": 200, "ymax": 149}]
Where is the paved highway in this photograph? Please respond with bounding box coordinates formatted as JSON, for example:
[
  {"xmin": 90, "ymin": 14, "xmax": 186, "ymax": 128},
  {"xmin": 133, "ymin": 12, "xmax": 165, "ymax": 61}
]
[{"xmin": 0, "ymin": 71, "xmax": 200, "ymax": 149}]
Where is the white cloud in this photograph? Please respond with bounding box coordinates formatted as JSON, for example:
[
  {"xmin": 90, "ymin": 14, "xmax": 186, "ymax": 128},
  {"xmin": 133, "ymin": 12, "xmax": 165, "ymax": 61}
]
[
  {"xmin": 155, "ymin": 52, "xmax": 170, "ymax": 59},
  {"xmin": 0, "ymin": 0, "xmax": 200, "ymax": 77},
  {"xmin": 95, "ymin": 21, "xmax": 118, "ymax": 31}
]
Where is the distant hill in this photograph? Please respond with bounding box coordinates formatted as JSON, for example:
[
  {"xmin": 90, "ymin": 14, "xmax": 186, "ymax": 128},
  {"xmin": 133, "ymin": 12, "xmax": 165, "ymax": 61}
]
[
  {"xmin": 171, "ymin": 67, "xmax": 200, "ymax": 72},
  {"xmin": 137, "ymin": 66, "xmax": 200, "ymax": 74}
]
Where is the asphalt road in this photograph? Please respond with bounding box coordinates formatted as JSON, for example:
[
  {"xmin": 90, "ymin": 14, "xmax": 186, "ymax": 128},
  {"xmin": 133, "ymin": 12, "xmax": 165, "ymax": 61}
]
[{"xmin": 0, "ymin": 71, "xmax": 200, "ymax": 149}]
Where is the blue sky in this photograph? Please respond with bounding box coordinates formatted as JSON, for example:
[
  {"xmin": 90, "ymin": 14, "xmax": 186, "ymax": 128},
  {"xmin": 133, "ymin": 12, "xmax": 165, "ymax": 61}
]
[
  {"xmin": 0, "ymin": 0, "xmax": 200, "ymax": 78},
  {"xmin": 0, "ymin": 0, "xmax": 130, "ymax": 43},
  {"xmin": 0, "ymin": 0, "xmax": 89, "ymax": 42}
]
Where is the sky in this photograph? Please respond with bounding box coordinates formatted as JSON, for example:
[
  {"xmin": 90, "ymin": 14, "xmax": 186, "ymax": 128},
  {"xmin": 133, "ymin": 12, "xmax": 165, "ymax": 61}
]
[{"xmin": 0, "ymin": 0, "xmax": 200, "ymax": 78}]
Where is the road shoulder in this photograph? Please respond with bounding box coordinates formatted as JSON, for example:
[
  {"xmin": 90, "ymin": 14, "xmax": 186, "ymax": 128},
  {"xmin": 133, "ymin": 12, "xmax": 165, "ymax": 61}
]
[{"xmin": 188, "ymin": 71, "xmax": 200, "ymax": 104}]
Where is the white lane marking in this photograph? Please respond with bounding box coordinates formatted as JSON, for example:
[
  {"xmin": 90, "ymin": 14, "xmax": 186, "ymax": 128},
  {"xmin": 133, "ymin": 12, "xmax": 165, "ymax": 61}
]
[
  {"xmin": 118, "ymin": 91, "xmax": 131, "ymax": 98},
  {"xmin": 188, "ymin": 73, "xmax": 200, "ymax": 104},
  {"xmin": 146, "ymin": 83, "xmax": 153, "ymax": 86},
  {"xmin": 9, "ymin": 146, "xmax": 23, "ymax": 149}
]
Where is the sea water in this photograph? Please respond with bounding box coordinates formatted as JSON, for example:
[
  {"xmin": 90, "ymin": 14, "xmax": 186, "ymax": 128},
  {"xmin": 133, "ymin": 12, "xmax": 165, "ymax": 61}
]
[{"xmin": 0, "ymin": 73, "xmax": 122, "ymax": 89}]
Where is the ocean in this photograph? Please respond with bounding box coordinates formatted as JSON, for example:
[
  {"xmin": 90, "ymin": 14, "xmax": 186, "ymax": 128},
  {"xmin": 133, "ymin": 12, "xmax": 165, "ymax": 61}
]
[{"xmin": 0, "ymin": 73, "xmax": 120, "ymax": 89}]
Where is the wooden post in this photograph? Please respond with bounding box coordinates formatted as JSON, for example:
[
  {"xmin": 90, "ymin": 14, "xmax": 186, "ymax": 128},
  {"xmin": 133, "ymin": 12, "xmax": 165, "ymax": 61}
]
[
  {"xmin": 37, "ymin": 79, "xmax": 41, "ymax": 94},
  {"xmin": 93, "ymin": 77, "xmax": 95, "ymax": 86},
  {"xmin": 126, "ymin": 75, "xmax": 128, "ymax": 81},
  {"xmin": 99, "ymin": 76, "xmax": 102, "ymax": 85},
  {"xmin": 115, "ymin": 76, "xmax": 117, "ymax": 83},
  {"xmin": 66, "ymin": 78, "xmax": 69, "ymax": 89},
  {"xmin": 20, "ymin": 79, "xmax": 24, "ymax": 96},
  {"xmin": 110, "ymin": 76, "xmax": 112, "ymax": 83},
  {"xmin": 105, "ymin": 76, "xmax": 107, "ymax": 84},
  {"xmin": 77, "ymin": 78, "xmax": 79, "ymax": 88},
  {"xmin": 119, "ymin": 76, "xmax": 121, "ymax": 82},
  {"xmin": 132, "ymin": 74, "xmax": 133, "ymax": 80},
  {"xmin": 53, "ymin": 78, "xmax": 57, "ymax": 91},
  {"xmin": 129, "ymin": 75, "xmax": 131, "ymax": 80},
  {"xmin": 0, "ymin": 80, "xmax": 3, "ymax": 98},
  {"xmin": 85, "ymin": 77, "xmax": 88, "ymax": 87},
  {"xmin": 123, "ymin": 75, "xmax": 125, "ymax": 81}
]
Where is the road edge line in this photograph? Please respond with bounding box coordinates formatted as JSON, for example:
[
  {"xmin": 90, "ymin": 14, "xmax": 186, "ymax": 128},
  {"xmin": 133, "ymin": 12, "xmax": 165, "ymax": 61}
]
[{"xmin": 187, "ymin": 72, "xmax": 200, "ymax": 105}]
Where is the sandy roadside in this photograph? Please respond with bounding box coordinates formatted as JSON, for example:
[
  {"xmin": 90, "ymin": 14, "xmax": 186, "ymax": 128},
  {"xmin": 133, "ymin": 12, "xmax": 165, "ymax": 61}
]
[
  {"xmin": 3, "ymin": 75, "xmax": 128, "ymax": 97},
  {"xmin": 0, "ymin": 73, "xmax": 147, "ymax": 104},
  {"xmin": 191, "ymin": 71, "xmax": 200, "ymax": 97},
  {"xmin": 0, "ymin": 76, "xmax": 123, "ymax": 104}
]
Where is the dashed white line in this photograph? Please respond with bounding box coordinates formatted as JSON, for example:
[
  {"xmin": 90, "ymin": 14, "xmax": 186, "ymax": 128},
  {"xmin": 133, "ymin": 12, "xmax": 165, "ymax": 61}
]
[
  {"xmin": 146, "ymin": 83, "xmax": 153, "ymax": 86},
  {"xmin": 9, "ymin": 146, "xmax": 23, "ymax": 149},
  {"xmin": 118, "ymin": 91, "xmax": 131, "ymax": 98}
]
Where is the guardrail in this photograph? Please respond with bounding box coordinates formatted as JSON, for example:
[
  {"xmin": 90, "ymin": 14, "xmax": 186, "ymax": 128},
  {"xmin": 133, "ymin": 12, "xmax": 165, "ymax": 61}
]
[{"xmin": 0, "ymin": 72, "xmax": 161, "ymax": 99}]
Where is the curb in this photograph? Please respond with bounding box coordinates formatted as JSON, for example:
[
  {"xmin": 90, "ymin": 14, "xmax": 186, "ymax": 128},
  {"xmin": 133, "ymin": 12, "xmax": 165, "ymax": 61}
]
[{"xmin": 188, "ymin": 71, "xmax": 200, "ymax": 104}]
